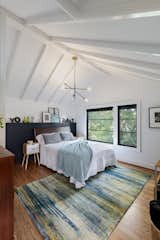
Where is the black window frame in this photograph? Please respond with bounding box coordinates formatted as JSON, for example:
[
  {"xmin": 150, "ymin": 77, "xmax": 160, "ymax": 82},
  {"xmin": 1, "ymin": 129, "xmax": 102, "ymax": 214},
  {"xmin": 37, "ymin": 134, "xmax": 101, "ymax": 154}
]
[
  {"xmin": 87, "ymin": 107, "xmax": 114, "ymax": 144},
  {"xmin": 118, "ymin": 104, "xmax": 137, "ymax": 148}
]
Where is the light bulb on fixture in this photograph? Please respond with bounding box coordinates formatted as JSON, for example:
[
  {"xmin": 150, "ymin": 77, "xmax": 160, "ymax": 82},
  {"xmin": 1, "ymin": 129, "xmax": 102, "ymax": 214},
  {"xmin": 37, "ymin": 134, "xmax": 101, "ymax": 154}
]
[
  {"xmin": 87, "ymin": 87, "xmax": 92, "ymax": 92},
  {"xmin": 84, "ymin": 98, "xmax": 88, "ymax": 102},
  {"xmin": 72, "ymin": 94, "xmax": 76, "ymax": 101}
]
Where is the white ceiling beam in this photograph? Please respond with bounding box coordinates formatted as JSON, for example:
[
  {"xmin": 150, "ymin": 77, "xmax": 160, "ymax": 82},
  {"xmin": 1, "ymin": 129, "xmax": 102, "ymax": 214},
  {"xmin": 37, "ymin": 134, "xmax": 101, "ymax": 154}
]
[
  {"xmin": 51, "ymin": 36, "xmax": 160, "ymax": 55},
  {"xmin": 20, "ymin": 44, "xmax": 47, "ymax": 99},
  {"xmin": 48, "ymin": 65, "xmax": 74, "ymax": 103},
  {"xmin": 2, "ymin": 7, "xmax": 110, "ymax": 78},
  {"xmin": 1, "ymin": 7, "xmax": 52, "ymax": 45},
  {"xmin": 35, "ymin": 54, "xmax": 64, "ymax": 101},
  {"xmin": 6, "ymin": 30, "xmax": 22, "ymax": 83},
  {"xmin": 55, "ymin": 0, "xmax": 80, "ymax": 20},
  {"xmin": 26, "ymin": 11, "xmax": 70, "ymax": 25},
  {"xmin": 87, "ymin": 57, "xmax": 160, "ymax": 82},
  {"xmin": 76, "ymin": 49, "xmax": 160, "ymax": 74}
]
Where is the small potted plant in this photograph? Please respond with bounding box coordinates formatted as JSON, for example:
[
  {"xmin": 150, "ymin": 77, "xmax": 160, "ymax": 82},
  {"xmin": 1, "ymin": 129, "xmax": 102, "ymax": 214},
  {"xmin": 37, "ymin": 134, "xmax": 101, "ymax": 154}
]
[{"xmin": 0, "ymin": 117, "xmax": 4, "ymax": 129}]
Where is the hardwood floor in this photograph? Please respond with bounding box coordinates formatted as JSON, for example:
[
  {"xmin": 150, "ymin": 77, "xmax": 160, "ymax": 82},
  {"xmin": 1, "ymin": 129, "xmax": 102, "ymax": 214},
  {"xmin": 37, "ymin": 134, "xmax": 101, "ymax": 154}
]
[{"xmin": 14, "ymin": 161, "xmax": 154, "ymax": 240}]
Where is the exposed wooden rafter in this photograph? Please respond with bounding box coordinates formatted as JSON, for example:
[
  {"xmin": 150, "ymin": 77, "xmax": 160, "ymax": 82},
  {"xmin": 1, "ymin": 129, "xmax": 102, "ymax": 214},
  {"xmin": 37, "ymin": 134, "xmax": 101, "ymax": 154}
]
[
  {"xmin": 35, "ymin": 54, "xmax": 64, "ymax": 101},
  {"xmin": 20, "ymin": 44, "xmax": 47, "ymax": 99}
]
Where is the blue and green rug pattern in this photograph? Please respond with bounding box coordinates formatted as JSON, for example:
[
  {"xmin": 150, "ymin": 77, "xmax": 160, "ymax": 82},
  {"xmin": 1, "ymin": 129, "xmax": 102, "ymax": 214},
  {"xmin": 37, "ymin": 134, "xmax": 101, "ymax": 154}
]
[{"xmin": 16, "ymin": 166, "xmax": 150, "ymax": 240}]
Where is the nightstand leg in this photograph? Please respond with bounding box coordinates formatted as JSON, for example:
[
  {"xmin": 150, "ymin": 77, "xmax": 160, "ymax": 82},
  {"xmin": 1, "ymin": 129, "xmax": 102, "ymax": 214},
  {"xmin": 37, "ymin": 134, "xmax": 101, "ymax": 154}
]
[
  {"xmin": 34, "ymin": 154, "xmax": 36, "ymax": 164},
  {"xmin": 36, "ymin": 153, "xmax": 40, "ymax": 165},
  {"xmin": 25, "ymin": 155, "xmax": 29, "ymax": 170},
  {"xmin": 22, "ymin": 154, "xmax": 26, "ymax": 167}
]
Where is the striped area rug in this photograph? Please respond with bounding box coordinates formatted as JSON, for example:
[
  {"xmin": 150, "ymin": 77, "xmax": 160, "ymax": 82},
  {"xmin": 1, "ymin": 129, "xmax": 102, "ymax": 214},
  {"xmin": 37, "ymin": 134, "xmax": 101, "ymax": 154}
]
[{"xmin": 16, "ymin": 166, "xmax": 150, "ymax": 240}]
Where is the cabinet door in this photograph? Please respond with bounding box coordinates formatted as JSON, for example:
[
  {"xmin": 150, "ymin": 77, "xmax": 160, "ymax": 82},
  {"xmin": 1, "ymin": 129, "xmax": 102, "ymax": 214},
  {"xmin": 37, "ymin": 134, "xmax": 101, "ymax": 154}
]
[{"xmin": 0, "ymin": 153, "xmax": 14, "ymax": 240}]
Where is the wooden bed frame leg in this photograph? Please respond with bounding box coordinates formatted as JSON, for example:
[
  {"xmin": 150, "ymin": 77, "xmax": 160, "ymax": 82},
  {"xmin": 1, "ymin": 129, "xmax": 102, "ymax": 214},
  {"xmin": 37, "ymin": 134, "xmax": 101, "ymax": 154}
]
[
  {"xmin": 22, "ymin": 154, "xmax": 26, "ymax": 167},
  {"xmin": 36, "ymin": 153, "xmax": 40, "ymax": 165}
]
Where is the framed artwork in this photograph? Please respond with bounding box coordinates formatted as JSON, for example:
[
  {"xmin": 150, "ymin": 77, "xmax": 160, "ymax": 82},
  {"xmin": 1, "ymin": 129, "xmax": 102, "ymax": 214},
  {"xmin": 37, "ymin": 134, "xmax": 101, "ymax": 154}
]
[
  {"xmin": 42, "ymin": 112, "xmax": 51, "ymax": 123},
  {"xmin": 48, "ymin": 107, "xmax": 59, "ymax": 115},
  {"xmin": 149, "ymin": 107, "xmax": 160, "ymax": 128},
  {"xmin": 51, "ymin": 114, "xmax": 60, "ymax": 123},
  {"xmin": 48, "ymin": 107, "xmax": 54, "ymax": 114}
]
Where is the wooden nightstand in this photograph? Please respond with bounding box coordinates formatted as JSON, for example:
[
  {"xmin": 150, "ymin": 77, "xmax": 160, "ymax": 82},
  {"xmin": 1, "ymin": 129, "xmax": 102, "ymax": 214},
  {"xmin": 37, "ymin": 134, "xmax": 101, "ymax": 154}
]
[{"xmin": 22, "ymin": 143, "xmax": 40, "ymax": 170}]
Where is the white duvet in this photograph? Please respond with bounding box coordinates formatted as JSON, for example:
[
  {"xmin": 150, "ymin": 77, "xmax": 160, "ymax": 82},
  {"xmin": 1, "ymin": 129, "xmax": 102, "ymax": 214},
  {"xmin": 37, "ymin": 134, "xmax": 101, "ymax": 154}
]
[{"xmin": 40, "ymin": 139, "xmax": 117, "ymax": 188}]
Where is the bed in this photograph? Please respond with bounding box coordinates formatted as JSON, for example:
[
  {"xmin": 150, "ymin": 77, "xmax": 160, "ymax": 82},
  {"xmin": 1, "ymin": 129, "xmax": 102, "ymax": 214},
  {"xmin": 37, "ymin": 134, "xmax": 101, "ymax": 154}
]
[{"xmin": 35, "ymin": 127, "xmax": 117, "ymax": 188}]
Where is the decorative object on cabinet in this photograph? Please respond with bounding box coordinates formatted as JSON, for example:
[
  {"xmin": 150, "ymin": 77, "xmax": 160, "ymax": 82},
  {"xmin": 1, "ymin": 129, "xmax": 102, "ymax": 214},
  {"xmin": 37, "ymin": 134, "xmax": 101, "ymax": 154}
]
[
  {"xmin": 9, "ymin": 117, "xmax": 21, "ymax": 123},
  {"xmin": 9, "ymin": 118, "xmax": 15, "ymax": 123},
  {"xmin": 48, "ymin": 107, "xmax": 59, "ymax": 115},
  {"xmin": 48, "ymin": 108, "xmax": 60, "ymax": 123},
  {"xmin": 0, "ymin": 147, "xmax": 14, "ymax": 240},
  {"xmin": 0, "ymin": 117, "xmax": 4, "ymax": 128},
  {"xmin": 51, "ymin": 114, "xmax": 60, "ymax": 123},
  {"xmin": 42, "ymin": 112, "xmax": 51, "ymax": 123},
  {"xmin": 149, "ymin": 107, "xmax": 160, "ymax": 128},
  {"xmin": 22, "ymin": 143, "xmax": 40, "ymax": 170},
  {"xmin": 14, "ymin": 117, "xmax": 21, "ymax": 123},
  {"xmin": 22, "ymin": 116, "xmax": 30, "ymax": 123}
]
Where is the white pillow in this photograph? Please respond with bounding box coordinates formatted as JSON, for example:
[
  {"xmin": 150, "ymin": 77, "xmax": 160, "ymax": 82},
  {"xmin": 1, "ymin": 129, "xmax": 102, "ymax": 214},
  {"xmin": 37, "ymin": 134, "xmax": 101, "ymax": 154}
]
[{"xmin": 36, "ymin": 134, "xmax": 45, "ymax": 145}]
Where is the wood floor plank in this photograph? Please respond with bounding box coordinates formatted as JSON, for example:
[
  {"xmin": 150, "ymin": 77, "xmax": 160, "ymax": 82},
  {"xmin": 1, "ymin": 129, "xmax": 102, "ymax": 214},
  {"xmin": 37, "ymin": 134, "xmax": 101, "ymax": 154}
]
[{"xmin": 14, "ymin": 161, "xmax": 154, "ymax": 240}]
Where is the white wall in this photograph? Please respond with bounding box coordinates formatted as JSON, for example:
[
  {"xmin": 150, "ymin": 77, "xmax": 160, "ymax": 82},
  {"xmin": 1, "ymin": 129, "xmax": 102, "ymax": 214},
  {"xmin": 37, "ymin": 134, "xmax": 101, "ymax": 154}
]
[
  {"xmin": 73, "ymin": 72, "xmax": 160, "ymax": 170},
  {"xmin": 0, "ymin": 12, "xmax": 6, "ymax": 146}
]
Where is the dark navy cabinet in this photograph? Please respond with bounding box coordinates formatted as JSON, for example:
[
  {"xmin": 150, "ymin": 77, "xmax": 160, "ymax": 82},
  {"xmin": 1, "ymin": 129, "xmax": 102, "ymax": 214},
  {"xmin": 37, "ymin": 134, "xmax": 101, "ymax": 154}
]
[{"xmin": 6, "ymin": 122, "xmax": 76, "ymax": 162}]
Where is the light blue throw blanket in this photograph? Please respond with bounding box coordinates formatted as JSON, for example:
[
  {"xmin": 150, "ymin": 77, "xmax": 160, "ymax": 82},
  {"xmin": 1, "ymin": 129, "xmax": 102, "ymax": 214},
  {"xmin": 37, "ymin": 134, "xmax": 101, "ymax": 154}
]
[{"xmin": 57, "ymin": 140, "xmax": 93, "ymax": 184}]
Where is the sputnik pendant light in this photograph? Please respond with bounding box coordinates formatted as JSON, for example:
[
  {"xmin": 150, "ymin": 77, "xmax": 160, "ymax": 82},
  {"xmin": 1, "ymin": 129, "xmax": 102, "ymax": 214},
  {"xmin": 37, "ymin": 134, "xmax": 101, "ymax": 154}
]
[{"xmin": 64, "ymin": 56, "xmax": 91, "ymax": 102}]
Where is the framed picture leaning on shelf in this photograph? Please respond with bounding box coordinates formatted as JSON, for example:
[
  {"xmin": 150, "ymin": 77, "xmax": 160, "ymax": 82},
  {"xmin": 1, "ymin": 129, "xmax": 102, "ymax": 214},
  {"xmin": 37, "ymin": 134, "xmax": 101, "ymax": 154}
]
[
  {"xmin": 48, "ymin": 107, "xmax": 60, "ymax": 123},
  {"xmin": 42, "ymin": 112, "xmax": 51, "ymax": 123}
]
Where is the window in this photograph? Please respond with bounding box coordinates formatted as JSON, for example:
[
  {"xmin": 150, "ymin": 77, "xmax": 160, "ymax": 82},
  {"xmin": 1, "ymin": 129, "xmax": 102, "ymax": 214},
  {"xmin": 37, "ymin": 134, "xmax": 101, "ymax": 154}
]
[
  {"xmin": 118, "ymin": 105, "xmax": 137, "ymax": 148},
  {"xmin": 87, "ymin": 107, "xmax": 114, "ymax": 143}
]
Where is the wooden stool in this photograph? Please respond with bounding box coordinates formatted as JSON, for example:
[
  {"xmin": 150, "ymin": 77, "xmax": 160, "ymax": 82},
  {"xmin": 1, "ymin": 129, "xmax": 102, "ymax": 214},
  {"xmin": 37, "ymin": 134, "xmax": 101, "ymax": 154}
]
[
  {"xmin": 22, "ymin": 143, "xmax": 40, "ymax": 170},
  {"xmin": 154, "ymin": 160, "xmax": 160, "ymax": 200},
  {"xmin": 151, "ymin": 220, "xmax": 160, "ymax": 240}
]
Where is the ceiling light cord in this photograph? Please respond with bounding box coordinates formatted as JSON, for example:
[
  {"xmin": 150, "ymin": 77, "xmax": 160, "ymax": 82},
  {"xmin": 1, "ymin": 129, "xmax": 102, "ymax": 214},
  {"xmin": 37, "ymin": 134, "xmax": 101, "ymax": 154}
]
[
  {"xmin": 73, "ymin": 56, "xmax": 76, "ymax": 99},
  {"xmin": 64, "ymin": 56, "xmax": 90, "ymax": 102}
]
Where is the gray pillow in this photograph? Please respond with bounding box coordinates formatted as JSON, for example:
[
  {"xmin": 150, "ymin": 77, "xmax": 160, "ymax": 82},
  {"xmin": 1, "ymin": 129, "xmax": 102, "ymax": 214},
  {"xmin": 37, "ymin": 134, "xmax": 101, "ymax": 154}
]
[
  {"xmin": 60, "ymin": 132, "xmax": 74, "ymax": 141},
  {"xmin": 42, "ymin": 132, "xmax": 61, "ymax": 144}
]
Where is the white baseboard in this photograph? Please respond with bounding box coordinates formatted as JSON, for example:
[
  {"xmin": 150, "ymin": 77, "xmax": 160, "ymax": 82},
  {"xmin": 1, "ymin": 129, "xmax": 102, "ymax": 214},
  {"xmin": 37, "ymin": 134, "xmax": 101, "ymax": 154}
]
[{"xmin": 119, "ymin": 159, "xmax": 155, "ymax": 170}]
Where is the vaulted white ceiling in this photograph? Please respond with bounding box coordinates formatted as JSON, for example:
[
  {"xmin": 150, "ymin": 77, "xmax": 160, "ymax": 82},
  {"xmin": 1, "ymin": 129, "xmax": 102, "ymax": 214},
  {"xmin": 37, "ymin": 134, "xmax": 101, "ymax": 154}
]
[{"xmin": 1, "ymin": 0, "xmax": 160, "ymax": 104}]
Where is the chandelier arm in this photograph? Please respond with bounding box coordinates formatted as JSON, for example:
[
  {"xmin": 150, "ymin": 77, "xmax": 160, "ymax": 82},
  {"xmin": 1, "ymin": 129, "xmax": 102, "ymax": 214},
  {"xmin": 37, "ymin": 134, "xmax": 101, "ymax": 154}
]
[
  {"xmin": 75, "ymin": 88, "xmax": 89, "ymax": 91},
  {"xmin": 74, "ymin": 57, "xmax": 76, "ymax": 97},
  {"xmin": 64, "ymin": 83, "xmax": 72, "ymax": 88},
  {"xmin": 64, "ymin": 56, "xmax": 88, "ymax": 101},
  {"xmin": 75, "ymin": 90, "xmax": 86, "ymax": 100}
]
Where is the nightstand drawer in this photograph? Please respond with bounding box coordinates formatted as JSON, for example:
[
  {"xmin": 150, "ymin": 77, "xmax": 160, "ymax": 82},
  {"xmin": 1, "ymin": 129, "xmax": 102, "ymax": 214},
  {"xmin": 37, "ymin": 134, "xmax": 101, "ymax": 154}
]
[{"xmin": 26, "ymin": 144, "xmax": 39, "ymax": 155}]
